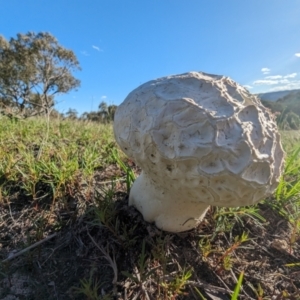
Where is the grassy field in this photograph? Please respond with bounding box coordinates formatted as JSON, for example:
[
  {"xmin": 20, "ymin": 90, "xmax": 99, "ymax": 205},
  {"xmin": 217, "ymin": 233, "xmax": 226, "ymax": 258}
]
[{"xmin": 0, "ymin": 116, "xmax": 300, "ymax": 300}]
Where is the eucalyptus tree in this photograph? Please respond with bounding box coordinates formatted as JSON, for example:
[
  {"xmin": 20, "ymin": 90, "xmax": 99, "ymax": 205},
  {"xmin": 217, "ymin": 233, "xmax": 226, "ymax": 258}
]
[
  {"xmin": 98, "ymin": 101, "xmax": 117, "ymax": 122},
  {"xmin": 98, "ymin": 101, "xmax": 109, "ymax": 122},
  {"xmin": 65, "ymin": 108, "xmax": 78, "ymax": 119},
  {"xmin": 0, "ymin": 32, "xmax": 81, "ymax": 117}
]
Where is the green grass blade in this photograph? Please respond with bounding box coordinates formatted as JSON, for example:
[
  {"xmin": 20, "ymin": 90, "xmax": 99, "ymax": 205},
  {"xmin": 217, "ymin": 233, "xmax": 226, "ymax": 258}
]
[
  {"xmin": 193, "ymin": 287, "xmax": 207, "ymax": 299},
  {"xmin": 231, "ymin": 270, "xmax": 244, "ymax": 300},
  {"xmin": 287, "ymin": 146, "xmax": 300, "ymax": 167}
]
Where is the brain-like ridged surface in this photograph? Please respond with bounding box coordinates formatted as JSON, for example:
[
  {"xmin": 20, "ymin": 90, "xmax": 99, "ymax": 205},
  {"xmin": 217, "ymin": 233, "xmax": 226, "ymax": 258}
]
[{"xmin": 114, "ymin": 72, "xmax": 285, "ymax": 207}]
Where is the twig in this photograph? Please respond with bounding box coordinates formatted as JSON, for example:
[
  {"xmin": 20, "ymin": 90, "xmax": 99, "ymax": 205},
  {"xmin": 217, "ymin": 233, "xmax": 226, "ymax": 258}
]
[
  {"xmin": 41, "ymin": 238, "xmax": 70, "ymax": 266},
  {"xmin": 212, "ymin": 271, "xmax": 233, "ymax": 294},
  {"xmin": 2, "ymin": 233, "xmax": 57, "ymax": 263},
  {"xmin": 186, "ymin": 280, "xmax": 232, "ymax": 294},
  {"xmin": 161, "ymin": 275, "xmax": 232, "ymax": 294},
  {"xmin": 132, "ymin": 266, "xmax": 150, "ymax": 300},
  {"xmin": 98, "ymin": 177, "xmax": 127, "ymax": 185},
  {"xmin": 132, "ymin": 291, "xmax": 141, "ymax": 300},
  {"xmin": 87, "ymin": 230, "xmax": 118, "ymax": 285},
  {"xmin": 8, "ymin": 202, "xmax": 16, "ymax": 225},
  {"xmin": 251, "ymin": 239, "xmax": 276, "ymax": 258}
]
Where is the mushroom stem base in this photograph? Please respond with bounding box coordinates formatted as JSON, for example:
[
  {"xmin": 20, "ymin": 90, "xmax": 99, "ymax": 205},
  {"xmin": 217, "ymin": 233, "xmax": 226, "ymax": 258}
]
[{"xmin": 129, "ymin": 172, "xmax": 210, "ymax": 232}]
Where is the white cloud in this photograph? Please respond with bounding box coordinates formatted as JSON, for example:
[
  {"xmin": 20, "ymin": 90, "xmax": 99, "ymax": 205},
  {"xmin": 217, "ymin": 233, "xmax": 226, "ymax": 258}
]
[
  {"xmin": 101, "ymin": 95, "xmax": 107, "ymax": 99},
  {"xmin": 252, "ymin": 69, "xmax": 299, "ymax": 92},
  {"xmin": 253, "ymin": 73, "xmax": 298, "ymax": 89},
  {"xmin": 295, "ymin": 53, "xmax": 300, "ymax": 57},
  {"xmin": 268, "ymin": 86, "xmax": 292, "ymax": 92},
  {"xmin": 92, "ymin": 45, "xmax": 102, "ymax": 51},
  {"xmin": 265, "ymin": 75, "xmax": 282, "ymax": 79},
  {"xmin": 279, "ymin": 79, "xmax": 290, "ymax": 84},
  {"xmin": 267, "ymin": 80, "xmax": 300, "ymax": 92},
  {"xmin": 243, "ymin": 85, "xmax": 253, "ymax": 90},
  {"xmin": 253, "ymin": 79, "xmax": 279, "ymax": 85},
  {"xmin": 261, "ymin": 67, "xmax": 270, "ymax": 74},
  {"xmin": 284, "ymin": 73, "xmax": 297, "ymax": 78},
  {"xmin": 80, "ymin": 51, "xmax": 89, "ymax": 56}
]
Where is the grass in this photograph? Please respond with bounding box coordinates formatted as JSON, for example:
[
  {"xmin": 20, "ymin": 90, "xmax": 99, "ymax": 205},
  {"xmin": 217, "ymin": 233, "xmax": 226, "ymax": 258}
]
[{"xmin": 0, "ymin": 116, "xmax": 300, "ymax": 299}]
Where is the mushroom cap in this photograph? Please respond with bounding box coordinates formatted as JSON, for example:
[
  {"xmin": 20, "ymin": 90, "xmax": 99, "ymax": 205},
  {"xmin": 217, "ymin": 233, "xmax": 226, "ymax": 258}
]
[{"xmin": 114, "ymin": 72, "xmax": 285, "ymax": 207}]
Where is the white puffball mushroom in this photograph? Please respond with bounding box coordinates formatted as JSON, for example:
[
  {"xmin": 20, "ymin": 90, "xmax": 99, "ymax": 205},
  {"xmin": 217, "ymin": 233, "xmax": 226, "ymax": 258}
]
[{"xmin": 114, "ymin": 72, "xmax": 285, "ymax": 233}]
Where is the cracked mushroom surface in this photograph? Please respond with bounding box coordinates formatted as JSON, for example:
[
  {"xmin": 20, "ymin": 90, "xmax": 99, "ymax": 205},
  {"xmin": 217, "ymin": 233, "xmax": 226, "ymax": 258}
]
[{"xmin": 114, "ymin": 72, "xmax": 285, "ymax": 232}]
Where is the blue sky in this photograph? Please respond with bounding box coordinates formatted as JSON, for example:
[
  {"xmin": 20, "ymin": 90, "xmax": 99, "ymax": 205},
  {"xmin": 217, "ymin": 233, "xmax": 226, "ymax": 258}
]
[{"xmin": 1, "ymin": 0, "xmax": 300, "ymax": 115}]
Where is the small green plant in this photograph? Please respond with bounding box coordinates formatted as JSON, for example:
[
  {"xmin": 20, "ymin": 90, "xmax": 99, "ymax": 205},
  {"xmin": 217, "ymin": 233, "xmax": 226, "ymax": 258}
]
[
  {"xmin": 119, "ymin": 223, "xmax": 139, "ymax": 249},
  {"xmin": 248, "ymin": 282, "xmax": 265, "ymax": 300},
  {"xmin": 89, "ymin": 181, "xmax": 139, "ymax": 249},
  {"xmin": 73, "ymin": 276, "xmax": 112, "ymax": 300},
  {"xmin": 200, "ymin": 231, "xmax": 249, "ymax": 273},
  {"xmin": 73, "ymin": 277, "xmax": 102, "ymax": 300},
  {"xmin": 222, "ymin": 255, "xmax": 233, "ymax": 271},
  {"xmin": 122, "ymin": 239, "xmax": 153, "ymax": 284},
  {"xmin": 91, "ymin": 186, "xmax": 124, "ymax": 245},
  {"xmin": 217, "ymin": 232, "xmax": 249, "ymax": 271},
  {"xmin": 275, "ymin": 145, "xmax": 300, "ymax": 202},
  {"xmin": 267, "ymin": 145, "xmax": 300, "ymax": 251},
  {"xmin": 160, "ymin": 268, "xmax": 193, "ymax": 298},
  {"xmin": 198, "ymin": 237, "xmax": 217, "ymax": 259},
  {"xmin": 121, "ymin": 239, "xmax": 155, "ymax": 299},
  {"xmin": 213, "ymin": 206, "xmax": 265, "ymax": 237},
  {"xmin": 112, "ymin": 149, "xmax": 135, "ymax": 194}
]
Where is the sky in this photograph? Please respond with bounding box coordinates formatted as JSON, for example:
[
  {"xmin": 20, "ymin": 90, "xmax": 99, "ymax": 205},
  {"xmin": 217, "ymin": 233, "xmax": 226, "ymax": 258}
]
[{"xmin": 1, "ymin": 0, "xmax": 300, "ymax": 115}]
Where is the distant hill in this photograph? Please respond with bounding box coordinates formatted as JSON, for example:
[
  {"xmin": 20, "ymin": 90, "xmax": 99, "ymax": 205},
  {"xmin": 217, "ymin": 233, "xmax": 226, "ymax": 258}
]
[
  {"xmin": 277, "ymin": 90, "xmax": 300, "ymax": 104},
  {"xmin": 256, "ymin": 89, "xmax": 300, "ymax": 102},
  {"xmin": 259, "ymin": 89, "xmax": 300, "ymax": 130}
]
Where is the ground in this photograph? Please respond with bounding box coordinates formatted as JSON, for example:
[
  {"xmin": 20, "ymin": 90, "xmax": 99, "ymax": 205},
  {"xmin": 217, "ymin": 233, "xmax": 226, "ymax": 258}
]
[{"xmin": 1, "ymin": 164, "xmax": 300, "ymax": 300}]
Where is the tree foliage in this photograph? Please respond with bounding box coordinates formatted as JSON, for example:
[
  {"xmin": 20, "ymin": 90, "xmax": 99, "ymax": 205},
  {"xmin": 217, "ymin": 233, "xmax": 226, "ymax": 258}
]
[
  {"xmin": 277, "ymin": 111, "xmax": 300, "ymax": 130},
  {"xmin": 262, "ymin": 98, "xmax": 300, "ymax": 130},
  {"xmin": 80, "ymin": 101, "xmax": 117, "ymax": 123},
  {"xmin": 65, "ymin": 108, "xmax": 78, "ymax": 120},
  {"xmin": 0, "ymin": 32, "xmax": 81, "ymax": 117}
]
